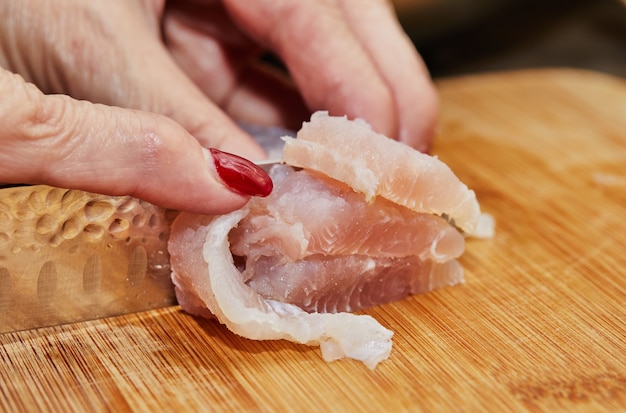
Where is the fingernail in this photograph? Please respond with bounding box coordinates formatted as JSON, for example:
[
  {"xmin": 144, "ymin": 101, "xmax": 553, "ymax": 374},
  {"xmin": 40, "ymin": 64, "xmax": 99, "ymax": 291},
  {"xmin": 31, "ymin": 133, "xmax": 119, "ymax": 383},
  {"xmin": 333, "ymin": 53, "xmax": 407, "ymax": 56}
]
[{"xmin": 209, "ymin": 148, "xmax": 273, "ymax": 197}]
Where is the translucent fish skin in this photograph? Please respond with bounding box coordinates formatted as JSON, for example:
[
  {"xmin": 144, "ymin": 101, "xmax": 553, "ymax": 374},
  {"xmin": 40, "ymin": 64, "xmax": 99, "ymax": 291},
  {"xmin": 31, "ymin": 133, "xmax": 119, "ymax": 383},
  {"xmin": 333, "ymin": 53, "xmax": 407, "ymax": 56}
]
[{"xmin": 169, "ymin": 211, "xmax": 393, "ymax": 370}]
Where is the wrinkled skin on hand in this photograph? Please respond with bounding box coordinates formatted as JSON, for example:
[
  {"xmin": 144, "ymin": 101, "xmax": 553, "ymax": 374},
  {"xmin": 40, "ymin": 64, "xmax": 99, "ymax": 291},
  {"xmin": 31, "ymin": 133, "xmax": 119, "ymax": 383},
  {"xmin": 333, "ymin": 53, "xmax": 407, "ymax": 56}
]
[
  {"xmin": 0, "ymin": 68, "xmax": 255, "ymax": 214},
  {"xmin": 0, "ymin": 0, "xmax": 438, "ymax": 213}
]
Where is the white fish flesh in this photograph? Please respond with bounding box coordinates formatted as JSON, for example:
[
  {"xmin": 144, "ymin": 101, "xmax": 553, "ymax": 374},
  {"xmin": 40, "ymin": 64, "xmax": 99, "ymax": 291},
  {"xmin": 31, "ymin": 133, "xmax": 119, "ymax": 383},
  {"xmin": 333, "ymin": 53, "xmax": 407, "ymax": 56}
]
[{"xmin": 168, "ymin": 112, "xmax": 493, "ymax": 369}]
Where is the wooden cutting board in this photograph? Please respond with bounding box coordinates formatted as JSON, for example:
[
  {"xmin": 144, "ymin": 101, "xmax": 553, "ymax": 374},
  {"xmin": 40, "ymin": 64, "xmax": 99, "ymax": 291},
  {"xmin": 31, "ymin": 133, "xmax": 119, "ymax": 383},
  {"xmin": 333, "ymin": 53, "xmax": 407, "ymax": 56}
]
[{"xmin": 0, "ymin": 69, "xmax": 624, "ymax": 412}]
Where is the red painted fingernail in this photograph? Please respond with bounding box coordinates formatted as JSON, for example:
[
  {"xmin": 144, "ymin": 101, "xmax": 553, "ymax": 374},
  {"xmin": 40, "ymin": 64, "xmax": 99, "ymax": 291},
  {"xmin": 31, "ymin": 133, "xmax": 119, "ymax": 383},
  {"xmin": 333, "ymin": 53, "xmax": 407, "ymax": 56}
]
[{"xmin": 209, "ymin": 148, "xmax": 273, "ymax": 197}]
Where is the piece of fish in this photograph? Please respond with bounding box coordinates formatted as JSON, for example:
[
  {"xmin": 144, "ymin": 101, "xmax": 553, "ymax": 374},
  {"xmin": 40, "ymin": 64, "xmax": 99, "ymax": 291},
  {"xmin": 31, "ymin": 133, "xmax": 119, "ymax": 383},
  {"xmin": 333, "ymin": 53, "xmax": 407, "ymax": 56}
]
[
  {"xmin": 283, "ymin": 112, "xmax": 484, "ymax": 235},
  {"xmin": 169, "ymin": 211, "xmax": 393, "ymax": 369},
  {"xmin": 230, "ymin": 165, "xmax": 465, "ymax": 263},
  {"xmin": 231, "ymin": 165, "xmax": 466, "ymax": 314},
  {"xmin": 168, "ymin": 111, "xmax": 494, "ymax": 369}
]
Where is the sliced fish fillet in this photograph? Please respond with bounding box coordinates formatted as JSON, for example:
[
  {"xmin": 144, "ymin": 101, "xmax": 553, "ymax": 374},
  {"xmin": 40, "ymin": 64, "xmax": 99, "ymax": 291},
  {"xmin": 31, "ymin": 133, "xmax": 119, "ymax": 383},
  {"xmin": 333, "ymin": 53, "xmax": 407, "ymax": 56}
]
[
  {"xmin": 168, "ymin": 111, "xmax": 493, "ymax": 369},
  {"xmin": 169, "ymin": 211, "xmax": 393, "ymax": 370},
  {"xmin": 231, "ymin": 165, "xmax": 465, "ymax": 314},
  {"xmin": 245, "ymin": 254, "xmax": 463, "ymax": 314},
  {"xmin": 230, "ymin": 166, "xmax": 465, "ymax": 263},
  {"xmin": 283, "ymin": 111, "xmax": 483, "ymax": 234}
]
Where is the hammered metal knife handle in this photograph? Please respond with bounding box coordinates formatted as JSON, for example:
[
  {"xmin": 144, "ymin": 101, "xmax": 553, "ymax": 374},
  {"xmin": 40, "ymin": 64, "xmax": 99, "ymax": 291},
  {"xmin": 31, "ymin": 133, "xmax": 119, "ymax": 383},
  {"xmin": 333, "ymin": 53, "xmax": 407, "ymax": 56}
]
[{"xmin": 0, "ymin": 185, "xmax": 176, "ymax": 333}]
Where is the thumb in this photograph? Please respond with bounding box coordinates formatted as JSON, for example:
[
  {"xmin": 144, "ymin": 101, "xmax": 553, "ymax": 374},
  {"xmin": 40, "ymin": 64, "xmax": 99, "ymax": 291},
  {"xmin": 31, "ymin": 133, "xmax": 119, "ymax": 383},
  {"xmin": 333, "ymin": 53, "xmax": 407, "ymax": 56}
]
[{"xmin": 0, "ymin": 70, "xmax": 272, "ymax": 215}]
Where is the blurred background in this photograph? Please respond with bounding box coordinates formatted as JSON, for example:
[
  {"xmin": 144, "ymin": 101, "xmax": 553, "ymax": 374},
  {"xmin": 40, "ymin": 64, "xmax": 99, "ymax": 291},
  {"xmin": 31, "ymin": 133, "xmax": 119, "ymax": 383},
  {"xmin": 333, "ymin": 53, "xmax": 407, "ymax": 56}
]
[{"xmin": 392, "ymin": 0, "xmax": 626, "ymax": 79}]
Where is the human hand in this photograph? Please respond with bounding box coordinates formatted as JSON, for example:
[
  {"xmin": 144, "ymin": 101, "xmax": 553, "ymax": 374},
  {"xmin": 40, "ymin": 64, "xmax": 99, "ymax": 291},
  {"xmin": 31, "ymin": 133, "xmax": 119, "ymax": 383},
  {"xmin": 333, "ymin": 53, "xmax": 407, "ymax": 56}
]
[
  {"xmin": 0, "ymin": 0, "xmax": 437, "ymax": 154},
  {"xmin": 0, "ymin": 69, "xmax": 272, "ymax": 215},
  {"xmin": 216, "ymin": 0, "xmax": 439, "ymax": 151}
]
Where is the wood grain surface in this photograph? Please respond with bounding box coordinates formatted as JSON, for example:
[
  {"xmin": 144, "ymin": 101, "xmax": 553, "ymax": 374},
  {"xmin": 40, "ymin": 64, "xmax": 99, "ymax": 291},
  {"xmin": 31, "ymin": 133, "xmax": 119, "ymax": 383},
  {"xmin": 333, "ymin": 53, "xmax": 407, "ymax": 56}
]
[{"xmin": 1, "ymin": 69, "xmax": 625, "ymax": 412}]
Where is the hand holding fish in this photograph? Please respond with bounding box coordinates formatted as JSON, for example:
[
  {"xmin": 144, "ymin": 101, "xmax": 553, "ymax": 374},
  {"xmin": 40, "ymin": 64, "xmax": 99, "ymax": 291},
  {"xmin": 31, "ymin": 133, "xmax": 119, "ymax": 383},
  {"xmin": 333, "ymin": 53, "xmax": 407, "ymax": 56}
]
[
  {"xmin": 0, "ymin": 0, "xmax": 437, "ymax": 213},
  {"xmin": 0, "ymin": 68, "xmax": 272, "ymax": 213}
]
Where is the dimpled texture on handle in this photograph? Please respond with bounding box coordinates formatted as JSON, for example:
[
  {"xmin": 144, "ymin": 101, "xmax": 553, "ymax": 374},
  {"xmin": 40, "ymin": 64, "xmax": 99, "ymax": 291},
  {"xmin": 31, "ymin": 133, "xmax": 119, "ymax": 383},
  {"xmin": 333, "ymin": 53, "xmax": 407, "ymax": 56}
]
[{"xmin": 0, "ymin": 185, "xmax": 177, "ymax": 333}]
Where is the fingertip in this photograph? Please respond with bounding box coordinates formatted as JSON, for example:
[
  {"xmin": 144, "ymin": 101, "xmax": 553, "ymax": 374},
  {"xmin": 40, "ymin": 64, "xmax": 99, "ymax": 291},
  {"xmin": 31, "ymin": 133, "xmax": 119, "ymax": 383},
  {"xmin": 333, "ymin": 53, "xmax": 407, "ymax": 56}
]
[
  {"xmin": 152, "ymin": 146, "xmax": 274, "ymax": 216},
  {"xmin": 132, "ymin": 125, "xmax": 274, "ymax": 215},
  {"xmin": 130, "ymin": 123, "xmax": 260, "ymax": 215},
  {"xmin": 398, "ymin": 80, "xmax": 440, "ymax": 152},
  {"xmin": 206, "ymin": 148, "xmax": 273, "ymax": 198},
  {"xmin": 344, "ymin": 95, "xmax": 397, "ymax": 140},
  {"xmin": 3, "ymin": 78, "xmax": 261, "ymax": 216}
]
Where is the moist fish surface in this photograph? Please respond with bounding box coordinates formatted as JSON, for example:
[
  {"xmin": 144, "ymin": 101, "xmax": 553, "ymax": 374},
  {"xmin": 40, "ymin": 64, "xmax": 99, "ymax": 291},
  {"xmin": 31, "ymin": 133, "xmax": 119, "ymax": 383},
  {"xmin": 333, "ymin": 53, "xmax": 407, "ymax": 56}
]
[
  {"xmin": 230, "ymin": 165, "xmax": 466, "ymax": 313},
  {"xmin": 169, "ymin": 210, "xmax": 394, "ymax": 370},
  {"xmin": 168, "ymin": 111, "xmax": 493, "ymax": 369},
  {"xmin": 283, "ymin": 112, "xmax": 486, "ymax": 235}
]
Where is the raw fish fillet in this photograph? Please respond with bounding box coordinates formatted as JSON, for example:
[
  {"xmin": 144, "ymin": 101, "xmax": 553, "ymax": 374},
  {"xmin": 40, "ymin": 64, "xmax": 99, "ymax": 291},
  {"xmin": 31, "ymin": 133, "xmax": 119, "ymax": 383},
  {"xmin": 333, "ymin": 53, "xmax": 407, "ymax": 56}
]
[
  {"xmin": 231, "ymin": 166, "xmax": 466, "ymax": 314},
  {"xmin": 230, "ymin": 165, "xmax": 465, "ymax": 263},
  {"xmin": 244, "ymin": 253, "xmax": 463, "ymax": 314},
  {"xmin": 283, "ymin": 111, "xmax": 482, "ymax": 235},
  {"xmin": 168, "ymin": 112, "xmax": 493, "ymax": 369},
  {"xmin": 169, "ymin": 211, "xmax": 393, "ymax": 370}
]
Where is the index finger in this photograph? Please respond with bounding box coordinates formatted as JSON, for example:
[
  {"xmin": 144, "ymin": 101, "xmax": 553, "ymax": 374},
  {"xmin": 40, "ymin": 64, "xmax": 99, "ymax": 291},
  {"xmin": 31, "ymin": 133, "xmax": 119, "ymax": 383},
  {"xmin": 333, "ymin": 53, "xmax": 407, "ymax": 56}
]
[
  {"xmin": 338, "ymin": 0, "xmax": 439, "ymax": 151},
  {"xmin": 223, "ymin": 0, "xmax": 397, "ymax": 139},
  {"xmin": 0, "ymin": 69, "xmax": 269, "ymax": 215},
  {"xmin": 223, "ymin": 0, "xmax": 438, "ymax": 150}
]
